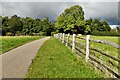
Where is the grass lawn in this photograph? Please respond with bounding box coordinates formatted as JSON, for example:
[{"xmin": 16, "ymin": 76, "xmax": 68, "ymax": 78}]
[
  {"xmin": 69, "ymin": 35, "xmax": 120, "ymax": 57},
  {"xmin": 90, "ymin": 36, "xmax": 119, "ymax": 45},
  {"xmin": 71, "ymin": 35, "xmax": 120, "ymax": 75},
  {"xmin": 26, "ymin": 37, "xmax": 105, "ymax": 78},
  {"xmin": 0, "ymin": 36, "xmax": 43, "ymax": 54},
  {"xmin": 77, "ymin": 35, "xmax": 119, "ymax": 45}
]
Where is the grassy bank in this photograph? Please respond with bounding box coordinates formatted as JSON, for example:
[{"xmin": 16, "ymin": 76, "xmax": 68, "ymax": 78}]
[
  {"xmin": 26, "ymin": 37, "xmax": 104, "ymax": 78},
  {"xmin": 0, "ymin": 36, "xmax": 43, "ymax": 54}
]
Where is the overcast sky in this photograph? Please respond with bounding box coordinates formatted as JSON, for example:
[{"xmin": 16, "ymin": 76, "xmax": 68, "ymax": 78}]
[{"xmin": 0, "ymin": 0, "xmax": 120, "ymax": 25}]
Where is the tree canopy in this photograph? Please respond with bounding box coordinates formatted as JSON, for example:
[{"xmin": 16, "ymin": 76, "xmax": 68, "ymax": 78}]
[
  {"xmin": 1, "ymin": 15, "xmax": 55, "ymax": 36},
  {"xmin": 55, "ymin": 5, "xmax": 85, "ymax": 34},
  {"xmin": 0, "ymin": 5, "xmax": 113, "ymax": 36},
  {"xmin": 55, "ymin": 5, "xmax": 111, "ymax": 34}
]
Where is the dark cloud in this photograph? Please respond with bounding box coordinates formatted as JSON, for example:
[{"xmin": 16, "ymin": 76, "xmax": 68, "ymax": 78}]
[
  {"xmin": 1, "ymin": 2, "xmax": 119, "ymax": 25},
  {"xmin": 118, "ymin": 1, "xmax": 120, "ymax": 25}
]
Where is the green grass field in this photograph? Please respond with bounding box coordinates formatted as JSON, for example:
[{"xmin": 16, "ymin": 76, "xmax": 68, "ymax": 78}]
[
  {"xmin": 0, "ymin": 36, "xmax": 43, "ymax": 54},
  {"xmin": 75, "ymin": 35, "xmax": 119, "ymax": 57},
  {"xmin": 69, "ymin": 35, "xmax": 120, "ymax": 75},
  {"xmin": 90, "ymin": 36, "xmax": 119, "ymax": 45},
  {"xmin": 26, "ymin": 37, "xmax": 105, "ymax": 78}
]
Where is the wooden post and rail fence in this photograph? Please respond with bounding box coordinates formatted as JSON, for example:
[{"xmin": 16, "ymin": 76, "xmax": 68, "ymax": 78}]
[{"xmin": 54, "ymin": 33, "xmax": 120, "ymax": 78}]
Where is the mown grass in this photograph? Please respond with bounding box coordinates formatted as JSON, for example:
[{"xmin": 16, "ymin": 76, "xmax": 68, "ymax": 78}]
[
  {"xmin": 90, "ymin": 36, "xmax": 119, "ymax": 45},
  {"xmin": 26, "ymin": 37, "xmax": 105, "ymax": 78},
  {"xmin": 75, "ymin": 35, "xmax": 120, "ymax": 57},
  {"xmin": 71, "ymin": 35, "xmax": 120, "ymax": 76},
  {"xmin": 0, "ymin": 36, "xmax": 43, "ymax": 54}
]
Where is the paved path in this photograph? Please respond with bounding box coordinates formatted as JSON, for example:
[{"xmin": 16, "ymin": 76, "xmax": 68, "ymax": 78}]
[{"xmin": 1, "ymin": 37, "xmax": 50, "ymax": 78}]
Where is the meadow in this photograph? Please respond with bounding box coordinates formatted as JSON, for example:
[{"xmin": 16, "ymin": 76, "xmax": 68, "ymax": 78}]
[
  {"xmin": 74, "ymin": 35, "xmax": 120, "ymax": 57},
  {"xmin": 0, "ymin": 36, "xmax": 43, "ymax": 54},
  {"xmin": 26, "ymin": 37, "xmax": 105, "ymax": 78},
  {"xmin": 68, "ymin": 35, "xmax": 120, "ymax": 77}
]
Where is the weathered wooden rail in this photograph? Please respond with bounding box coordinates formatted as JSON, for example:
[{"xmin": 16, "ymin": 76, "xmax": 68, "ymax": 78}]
[
  {"xmin": 76, "ymin": 37, "xmax": 120, "ymax": 49},
  {"xmin": 54, "ymin": 33, "xmax": 120, "ymax": 78}
]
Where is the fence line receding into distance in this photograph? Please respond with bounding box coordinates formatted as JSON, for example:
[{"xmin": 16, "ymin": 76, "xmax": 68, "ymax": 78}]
[{"xmin": 54, "ymin": 33, "xmax": 120, "ymax": 78}]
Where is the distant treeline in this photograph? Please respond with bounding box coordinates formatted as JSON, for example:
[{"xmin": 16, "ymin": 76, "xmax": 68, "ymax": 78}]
[
  {"xmin": 0, "ymin": 15, "xmax": 55, "ymax": 36},
  {"xmin": 0, "ymin": 5, "xmax": 120, "ymax": 36}
]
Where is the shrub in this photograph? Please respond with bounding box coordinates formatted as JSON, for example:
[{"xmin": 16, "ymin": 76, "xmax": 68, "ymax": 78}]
[
  {"xmin": 37, "ymin": 32, "xmax": 47, "ymax": 36},
  {"xmin": 15, "ymin": 31, "xmax": 21, "ymax": 36},
  {"xmin": 6, "ymin": 32, "xmax": 14, "ymax": 36},
  {"xmin": 51, "ymin": 32, "xmax": 58, "ymax": 36}
]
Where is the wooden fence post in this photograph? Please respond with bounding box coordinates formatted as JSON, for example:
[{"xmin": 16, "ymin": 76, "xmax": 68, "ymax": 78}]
[
  {"xmin": 66, "ymin": 33, "xmax": 70, "ymax": 46},
  {"xmin": 86, "ymin": 35, "xmax": 90, "ymax": 62},
  {"xmin": 72, "ymin": 34, "xmax": 76, "ymax": 53},
  {"xmin": 60, "ymin": 33, "xmax": 62, "ymax": 41},
  {"xmin": 62, "ymin": 33, "xmax": 65, "ymax": 44}
]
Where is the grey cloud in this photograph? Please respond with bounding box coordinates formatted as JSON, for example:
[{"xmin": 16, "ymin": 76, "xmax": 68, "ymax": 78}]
[
  {"xmin": 2, "ymin": 2, "xmax": 119, "ymax": 25},
  {"xmin": 79, "ymin": 2, "xmax": 118, "ymax": 24},
  {"xmin": 0, "ymin": 2, "xmax": 2, "ymax": 15}
]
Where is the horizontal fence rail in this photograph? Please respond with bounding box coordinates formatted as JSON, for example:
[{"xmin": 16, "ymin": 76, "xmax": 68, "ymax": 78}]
[
  {"xmin": 76, "ymin": 36, "xmax": 120, "ymax": 49},
  {"xmin": 54, "ymin": 33, "xmax": 120, "ymax": 78}
]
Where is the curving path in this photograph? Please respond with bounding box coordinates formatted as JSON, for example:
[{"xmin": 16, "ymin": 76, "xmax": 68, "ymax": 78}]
[{"xmin": 1, "ymin": 37, "xmax": 50, "ymax": 78}]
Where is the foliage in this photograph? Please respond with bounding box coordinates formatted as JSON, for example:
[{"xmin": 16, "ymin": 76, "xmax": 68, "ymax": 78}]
[
  {"xmin": 116, "ymin": 26, "xmax": 120, "ymax": 32},
  {"xmin": 55, "ymin": 5, "xmax": 85, "ymax": 34},
  {"xmin": 91, "ymin": 31, "xmax": 120, "ymax": 36},
  {"xmin": 6, "ymin": 32, "xmax": 14, "ymax": 36},
  {"xmin": 1, "ymin": 5, "xmax": 112, "ymax": 36},
  {"xmin": 1, "ymin": 15, "xmax": 55, "ymax": 36},
  {"xmin": 8, "ymin": 15, "xmax": 23, "ymax": 35},
  {"xmin": 55, "ymin": 5, "xmax": 111, "ymax": 35}
]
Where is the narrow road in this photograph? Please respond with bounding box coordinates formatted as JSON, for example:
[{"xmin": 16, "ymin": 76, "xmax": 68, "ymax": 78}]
[{"xmin": 1, "ymin": 37, "xmax": 50, "ymax": 78}]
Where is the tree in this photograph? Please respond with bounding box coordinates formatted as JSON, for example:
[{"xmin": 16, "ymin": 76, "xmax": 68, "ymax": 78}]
[
  {"xmin": 102, "ymin": 20, "xmax": 111, "ymax": 31},
  {"xmin": 55, "ymin": 5, "xmax": 84, "ymax": 34},
  {"xmin": 41, "ymin": 18, "xmax": 55, "ymax": 36},
  {"xmin": 2, "ymin": 16, "xmax": 10, "ymax": 36},
  {"xmin": 0, "ymin": 16, "xmax": 2, "ymax": 35},
  {"xmin": 116, "ymin": 26, "xmax": 120, "ymax": 32},
  {"xmin": 8, "ymin": 15, "xmax": 23, "ymax": 35}
]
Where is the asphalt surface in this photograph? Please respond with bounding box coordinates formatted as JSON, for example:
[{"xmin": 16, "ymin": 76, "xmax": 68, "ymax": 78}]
[{"xmin": 1, "ymin": 37, "xmax": 50, "ymax": 78}]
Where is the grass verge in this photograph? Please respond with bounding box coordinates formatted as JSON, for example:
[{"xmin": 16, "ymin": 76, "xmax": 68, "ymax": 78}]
[
  {"xmin": 1, "ymin": 36, "xmax": 44, "ymax": 54},
  {"xmin": 26, "ymin": 37, "xmax": 105, "ymax": 78}
]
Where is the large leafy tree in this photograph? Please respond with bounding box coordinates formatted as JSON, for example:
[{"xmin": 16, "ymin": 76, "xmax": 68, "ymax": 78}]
[
  {"xmin": 102, "ymin": 20, "xmax": 111, "ymax": 31},
  {"xmin": 0, "ymin": 16, "xmax": 2, "ymax": 35},
  {"xmin": 2, "ymin": 16, "xmax": 10, "ymax": 35},
  {"xmin": 8, "ymin": 15, "xmax": 23, "ymax": 35},
  {"xmin": 55, "ymin": 5, "xmax": 85, "ymax": 34},
  {"xmin": 41, "ymin": 18, "xmax": 55, "ymax": 36}
]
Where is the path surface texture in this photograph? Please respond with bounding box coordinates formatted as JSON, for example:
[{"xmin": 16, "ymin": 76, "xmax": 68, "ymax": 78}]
[{"xmin": 2, "ymin": 37, "xmax": 50, "ymax": 78}]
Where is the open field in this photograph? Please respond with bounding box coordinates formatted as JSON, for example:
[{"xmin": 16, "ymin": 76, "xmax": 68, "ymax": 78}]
[
  {"xmin": 0, "ymin": 36, "xmax": 43, "ymax": 54},
  {"xmin": 83, "ymin": 35, "xmax": 119, "ymax": 44},
  {"xmin": 26, "ymin": 37, "xmax": 105, "ymax": 78},
  {"xmin": 69, "ymin": 35, "xmax": 119, "ymax": 57},
  {"xmin": 67, "ymin": 35, "xmax": 120, "ymax": 77},
  {"xmin": 74, "ymin": 35, "xmax": 120, "ymax": 57}
]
